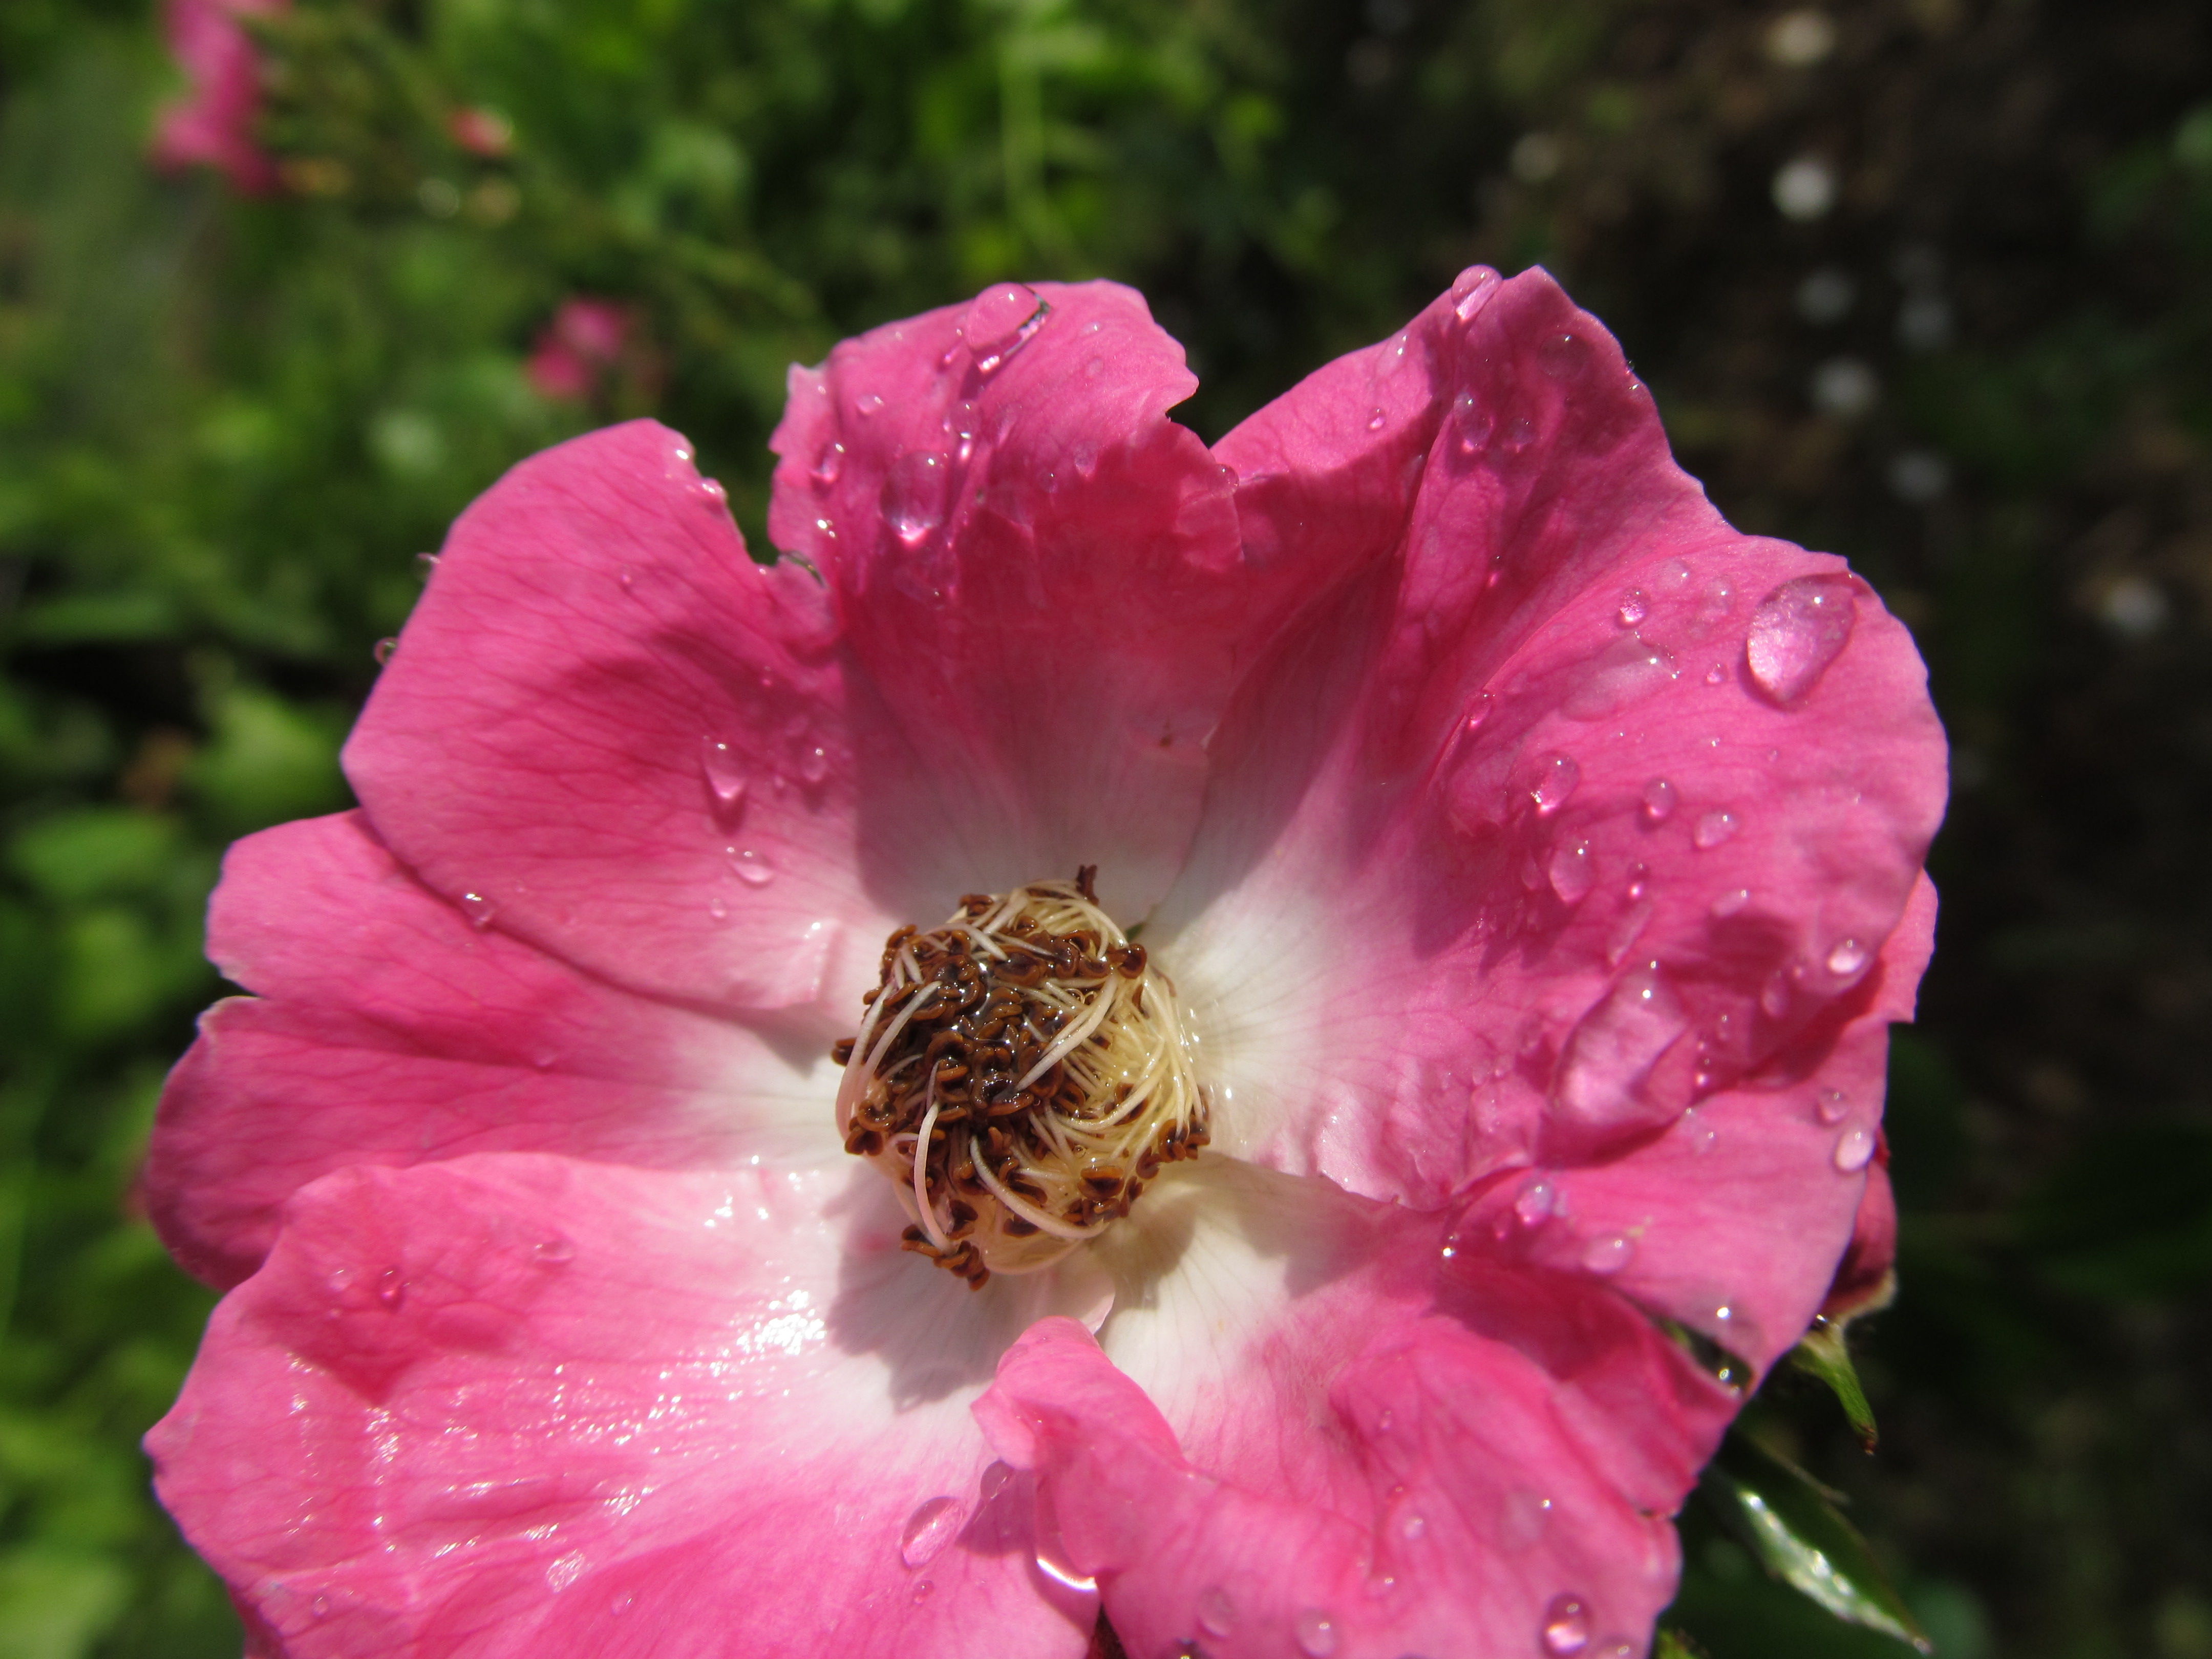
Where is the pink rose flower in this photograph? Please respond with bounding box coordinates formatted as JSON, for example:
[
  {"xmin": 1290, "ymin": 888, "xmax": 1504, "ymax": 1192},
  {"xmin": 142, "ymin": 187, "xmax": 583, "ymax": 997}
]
[
  {"xmin": 526, "ymin": 298, "xmax": 634, "ymax": 402},
  {"xmin": 145, "ymin": 270, "xmax": 1945, "ymax": 1658},
  {"xmin": 150, "ymin": 0, "xmax": 286, "ymax": 195}
]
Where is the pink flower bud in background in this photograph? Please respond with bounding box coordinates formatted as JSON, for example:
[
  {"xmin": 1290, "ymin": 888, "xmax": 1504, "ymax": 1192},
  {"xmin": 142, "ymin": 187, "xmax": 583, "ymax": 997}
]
[
  {"xmin": 150, "ymin": 0, "xmax": 287, "ymax": 194},
  {"xmin": 526, "ymin": 297, "xmax": 634, "ymax": 402}
]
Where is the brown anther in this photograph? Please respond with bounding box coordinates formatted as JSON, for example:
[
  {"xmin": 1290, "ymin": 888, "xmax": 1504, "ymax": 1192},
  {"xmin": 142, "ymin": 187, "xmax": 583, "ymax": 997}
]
[{"xmin": 831, "ymin": 1036, "xmax": 856, "ymax": 1065}]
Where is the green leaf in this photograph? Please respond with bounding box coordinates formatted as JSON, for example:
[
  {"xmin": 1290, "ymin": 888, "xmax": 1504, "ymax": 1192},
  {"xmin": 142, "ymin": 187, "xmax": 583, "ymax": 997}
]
[
  {"xmin": 1699, "ymin": 1431, "xmax": 1930, "ymax": 1653},
  {"xmin": 1790, "ymin": 1318, "xmax": 1880, "ymax": 1450},
  {"xmin": 1655, "ymin": 1628, "xmax": 1710, "ymax": 1659}
]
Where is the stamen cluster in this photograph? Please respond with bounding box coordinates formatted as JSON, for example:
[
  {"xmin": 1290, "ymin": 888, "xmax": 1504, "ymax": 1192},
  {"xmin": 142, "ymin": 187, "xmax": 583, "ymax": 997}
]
[{"xmin": 833, "ymin": 868, "xmax": 1207, "ymax": 1288}]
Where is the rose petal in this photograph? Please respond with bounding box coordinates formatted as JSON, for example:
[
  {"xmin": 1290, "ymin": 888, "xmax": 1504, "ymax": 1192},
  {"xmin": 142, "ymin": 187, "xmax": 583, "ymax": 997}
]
[
  {"xmin": 146, "ymin": 812, "xmax": 830, "ymax": 1288},
  {"xmin": 149, "ymin": 1154, "xmax": 1101, "ymax": 1659}
]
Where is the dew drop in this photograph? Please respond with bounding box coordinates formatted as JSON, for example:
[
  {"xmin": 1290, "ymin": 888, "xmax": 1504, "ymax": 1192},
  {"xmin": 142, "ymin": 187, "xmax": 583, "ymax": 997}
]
[
  {"xmin": 1453, "ymin": 264, "xmax": 1501, "ymax": 322},
  {"xmin": 1705, "ymin": 662, "xmax": 1726, "ymax": 685},
  {"xmin": 1033, "ymin": 1536, "xmax": 1096, "ymax": 1594},
  {"xmin": 459, "ymin": 891, "xmax": 496, "ymax": 929},
  {"xmin": 311, "ymin": 1594, "xmax": 330, "ymax": 1619},
  {"xmin": 1295, "ymin": 1609, "xmax": 1340, "ymax": 1657},
  {"xmin": 1746, "ymin": 573, "xmax": 1859, "ymax": 705},
  {"xmin": 912, "ymin": 1580, "xmax": 934, "ymax": 1603},
  {"xmin": 1552, "ymin": 965, "xmax": 1688, "ymax": 1135},
  {"xmin": 727, "ymin": 847, "xmax": 774, "ymax": 887},
  {"xmin": 1463, "ymin": 691, "xmax": 1496, "ymax": 734},
  {"xmin": 1693, "ymin": 810, "xmax": 1740, "ymax": 849},
  {"xmin": 1582, "ymin": 1234, "xmax": 1634, "ymax": 1274},
  {"xmin": 880, "ymin": 451, "xmax": 950, "ymax": 544},
  {"xmin": 1502, "ymin": 1491, "xmax": 1554, "ymax": 1552},
  {"xmin": 899, "ymin": 1496, "xmax": 965, "ymax": 1569},
  {"xmin": 415, "ymin": 551, "xmax": 439, "ymax": 575},
  {"xmin": 811, "ymin": 442, "xmax": 845, "ymax": 486},
  {"xmin": 1548, "ymin": 839, "xmax": 1596, "ymax": 905},
  {"xmin": 1199, "ymin": 1588, "xmax": 1237, "ymax": 1637},
  {"xmin": 979, "ymin": 1460, "xmax": 1014, "ymax": 1502},
  {"xmin": 708, "ymin": 896, "xmax": 729, "ymax": 920},
  {"xmin": 373, "ymin": 636, "xmax": 398, "ymax": 665},
  {"xmin": 799, "ymin": 745, "xmax": 830, "ymax": 785},
  {"xmin": 1530, "ymin": 753, "xmax": 1581, "ymax": 816},
  {"xmin": 1816, "ymin": 1088, "xmax": 1850, "ymax": 1125},
  {"xmin": 1563, "ymin": 634, "xmax": 1677, "ymax": 720},
  {"xmin": 1400, "ymin": 1512, "xmax": 1428, "ymax": 1542},
  {"xmin": 1683, "ymin": 1106, "xmax": 1717, "ymax": 1154},
  {"xmin": 1367, "ymin": 407, "xmax": 1387, "ymax": 431},
  {"xmin": 1606, "ymin": 895, "xmax": 1654, "ymax": 966},
  {"xmin": 700, "ymin": 738, "xmax": 749, "ymax": 807},
  {"xmin": 1625, "ymin": 862, "xmax": 1650, "ymax": 902},
  {"xmin": 1641, "ymin": 778, "xmax": 1678, "ymax": 823},
  {"xmin": 959, "ymin": 281, "xmax": 1043, "ymax": 356},
  {"xmin": 1538, "ymin": 332, "xmax": 1589, "ymax": 381},
  {"xmin": 1826, "ymin": 938, "xmax": 1868, "ymax": 976},
  {"xmin": 1542, "ymin": 1593, "xmax": 1592, "ymax": 1655},
  {"xmin": 376, "ymin": 1267, "xmax": 406, "ymax": 1309},
  {"xmin": 1514, "ymin": 1176, "xmax": 1557, "ymax": 1227},
  {"xmin": 1759, "ymin": 969, "xmax": 1791, "ymax": 1014},
  {"xmin": 1505, "ymin": 415, "xmax": 1539, "ymax": 453},
  {"xmin": 1712, "ymin": 888, "xmax": 1752, "ymax": 919},
  {"xmin": 611, "ymin": 1592, "xmax": 634, "ymax": 1616},
  {"xmin": 856, "ymin": 392, "xmax": 884, "ymax": 417},
  {"xmin": 1616, "ymin": 590, "xmax": 1648, "ymax": 627},
  {"xmin": 1834, "ymin": 1126, "xmax": 1876, "ymax": 1172},
  {"xmin": 534, "ymin": 1235, "xmax": 573, "ymax": 1265}
]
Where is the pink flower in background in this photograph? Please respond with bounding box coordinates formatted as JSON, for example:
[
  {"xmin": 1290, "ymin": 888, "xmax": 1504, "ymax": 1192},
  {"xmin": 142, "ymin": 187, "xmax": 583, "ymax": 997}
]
[
  {"xmin": 526, "ymin": 297, "xmax": 633, "ymax": 402},
  {"xmin": 144, "ymin": 270, "xmax": 1944, "ymax": 1658},
  {"xmin": 151, "ymin": 0, "xmax": 286, "ymax": 194},
  {"xmin": 449, "ymin": 106, "xmax": 515, "ymax": 158}
]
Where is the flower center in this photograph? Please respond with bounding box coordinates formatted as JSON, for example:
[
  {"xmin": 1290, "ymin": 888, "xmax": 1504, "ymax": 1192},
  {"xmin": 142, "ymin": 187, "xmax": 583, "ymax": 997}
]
[{"xmin": 832, "ymin": 866, "xmax": 1208, "ymax": 1288}]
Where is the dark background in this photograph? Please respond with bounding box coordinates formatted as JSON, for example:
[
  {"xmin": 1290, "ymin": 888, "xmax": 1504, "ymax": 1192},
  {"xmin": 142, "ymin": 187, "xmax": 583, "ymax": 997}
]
[{"xmin": 1, "ymin": 2, "xmax": 2207, "ymax": 1655}]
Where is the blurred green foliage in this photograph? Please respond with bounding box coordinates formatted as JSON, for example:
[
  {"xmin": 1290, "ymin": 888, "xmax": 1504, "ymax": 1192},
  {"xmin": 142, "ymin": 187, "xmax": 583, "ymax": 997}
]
[{"xmin": 3, "ymin": 2, "xmax": 2211, "ymax": 1656}]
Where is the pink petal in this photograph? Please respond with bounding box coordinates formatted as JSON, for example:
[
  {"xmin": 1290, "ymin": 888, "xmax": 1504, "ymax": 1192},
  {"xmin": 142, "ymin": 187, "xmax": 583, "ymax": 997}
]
[
  {"xmin": 148, "ymin": 1153, "xmax": 1101, "ymax": 1659},
  {"xmin": 344, "ymin": 419, "xmax": 903, "ymax": 1015},
  {"xmin": 151, "ymin": 0, "xmax": 284, "ymax": 193},
  {"xmin": 147, "ymin": 812, "xmax": 827, "ymax": 1288},
  {"xmin": 765, "ymin": 280, "xmax": 1284, "ymax": 924},
  {"xmin": 979, "ymin": 1159, "xmax": 1734, "ymax": 1659},
  {"xmin": 1159, "ymin": 267, "xmax": 1946, "ymax": 1227}
]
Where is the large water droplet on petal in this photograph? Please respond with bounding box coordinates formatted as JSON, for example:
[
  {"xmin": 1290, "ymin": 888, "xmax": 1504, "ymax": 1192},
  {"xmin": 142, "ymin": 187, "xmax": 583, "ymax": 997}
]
[
  {"xmin": 960, "ymin": 282, "xmax": 1044, "ymax": 357},
  {"xmin": 880, "ymin": 452, "xmax": 950, "ymax": 544},
  {"xmin": 1816, "ymin": 1088, "xmax": 1850, "ymax": 1125},
  {"xmin": 1530, "ymin": 753, "xmax": 1581, "ymax": 816},
  {"xmin": 1552, "ymin": 964, "xmax": 1690, "ymax": 1139},
  {"xmin": 1294, "ymin": 1609, "xmax": 1340, "ymax": 1657},
  {"xmin": 899, "ymin": 1496, "xmax": 965, "ymax": 1569},
  {"xmin": 1199, "ymin": 1588, "xmax": 1237, "ymax": 1637},
  {"xmin": 1548, "ymin": 839, "xmax": 1596, "ymax": 904},
  {"xmin": 1563, "ymin": 635, "xmax": 1678, "ymax": 720},
  {"xmin": 1826, "ymin": 937, "xmax": 1868, "ymax": 976},
  {"xmin": 1514, "ymin": 1176, "xmax": 1557, "ymax": 1227},
  {"xmin": 700, "ymin": 737, "xmax": 749, "ymax": 807},
  {"xmin": 1746, "ymin": 573, "xmax": 1858, "ymax": 705},
  {"xmin": 1693, "ymin": 810, "xmax": 1740, "ymax": 849},
  {"xmin": 726, "ymin": 847, "xmax": 774, "ymax": 887},
  {"xmin": 1542, "ymin": 1593, "xmax": 1593, "ymax": 1655},
  {"xmin": 1834, "ymin": 1126, "xmax": 1876, "ymax": 1172},
  {"xmin": 811, "ymin": 442, "xmax": 844, "ymax": 485},
  {"xmin": 459, "ymin": 891, "xmax": 496, "ymax": 929},
  {"xmin": 376, "ymin": 1267, "xmax": 406, "ymax": 1310},
  {"xmin": 1582, "ymin": 1233, "xmax": 1634, "ymax": 1274},
  {"xmin": 1616, "ymin": 590, "xmax": 1648, "ymax": 628},
  {"xmin": 1452, "ymin": 264, "xmax": 1502, "ymax": 322}
]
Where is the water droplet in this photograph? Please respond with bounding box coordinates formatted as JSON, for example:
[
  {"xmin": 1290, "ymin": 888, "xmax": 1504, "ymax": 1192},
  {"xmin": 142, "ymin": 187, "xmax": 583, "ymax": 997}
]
[
  {"xmin": 618, "ymin": 565, "xmax": 636, "ymax": 592},
  {"xmin": 799, "ymin": 745, "xmax": 830, "ymax": 785},
  {"xmin": 1295, "ymin": 1609, "xmax": 1340, "ymax": 1657},
  {"xmin": 1505, "ymin": 415, "xmax": 1539, "ymax": 453},
  {"xmin": 1705, "ymin": 662, "xmax": 1726, "ymax": 685},
  {"xmin": 1582, "ymin": 1233, "xmax": 1634, "ymax": 1274},
  {"xmin": 1683, "ymin": 1106, "xmax": 1717, "ymax": 1154},
  {"xmin": 727, "ymin": 848, "xmax": 774, "ymax": 887},
  {"xmin": 1693, "ymin": 810, "xmax": 1740, "ymax": 849},
  {"xmin": 1625, "ymin": 863, "xmax": 1650, "ymax": 902},
  {"xmin": 811, "ymin": 442, "xmax": 845, "ymax": 486},
  {"xmin": 1367, "ymin": 407, "xmax": 1387, "ymax": 431},
  {"xmin": 959, "ymin": 282, "xmax": 1044, "ymax": 356},
  {"xmin": 1033, "ymin": 1536, "xmax": 1096, "ymax": 1594},
  {"xmin": 1606, "ymin": 896, "xmax": 1654, "ymax": 966},
  {"xmin": 610, "ymin": 1592, "xmax": 634, "ymax": 1616},
  {"xmin": 700, "ymin": 738, "xmax": 749, "ymax": 807},
  {"xmin": 1514, "ymin": 1176, "xmax": 1557, "ymax": 1227},
  {"xmin": 1538, "ymin": 332, "xmax": 1589, "ymax": 381},
  {"xmin": 1502, "ymin": 1491, "xmax": 1554, "ymax": 1552},
  {"xmin": 899, "ymin": 1496, "xmax": 966, "ymax": 1569},
  {"xmin": 1376, "ymin": 1408, "xmax": 1394, "ymax": 1433},
  {"xmin": 1564, "ymin": 634, "xmax": 1679, "ymax": 720},
  {"xmin": 1712, "ymin": 888, "xmax": 1752, "ymax": 919},
  {"xmin": 1760, "ymin": 968, "xmax": 1791, "ymax": 1014},
  {"xmin": 880, "ymin": 451, "xmax": 950, "ymax": 544},
  {"xmin": 1746, "ymin": 574, "xmax": 1859, "ymax": 705},
  {"xmin": 1552, "ymin": 964, "xmax": 1689, "ymax": 1137},
  {"xmin": 373, "ymin": 636, "xmax": 398, "ymax": 665},
  {"xmin": 1542, "ymin": 1592, "xmax": 1593, "ymax": 1655},
  {"xmin": 1817, "ymin": 1088, "xmax": 1850, "ymax": 1125},
  {"xmin": 1453, "ymin": 265, "xmax": 1501, "ymax": 321},
  {"xmin": 979, "ymin": 1460, "xmax": 1013, "ymax": 1502},
  {"xmin": 1530, "ymin": 753, "xmax": 1581, "ymax": 816},
  {"xmin": 534, "ymin": 1235, "xmax": 573, "ymax": 1265},
  {"xmin": 1548, "ymin": 839, "xmax": 1596, "ymax": 904},
  {"xmin": 1826, "ymin": 938, "xmax": 1868, "ymax": 976},
  {"xmin": 1616, "ymin": 590, "xmax": 1648, "ymax": 627},
  {"xmin": 311, "ymin": 1594, "xmax": 330, "ymax": 1619},
  {"xmin": 856, "ymin": 392, "xmax": 884, "ymax": 417},
  {"xmin": 1834, "ymin": 1126, "xmax": 1876, "ymax": 1172},
  {"xmin": 1400, "ymin": 1512, "xmax": 1428, "ymax": 1541},
  {"xmin": 459, "ymin": 891, "xmax": 496, "ymax": 929},
  {"xmin": 415, "ymin": 551, "xmax": 440, "ymax": 575},
  {"xmin": 1199, "ymin": 1588, "xmax": 1237, "ymax": 1636},
  {"xmin": 911, "ymin": 1580, "xmax": 934, "ymax": 1603},
  {"xmin": 376, "ymin": 1267, "xmax": 406, "ymax": 1309},
  {"xmin": 1641, "ymin": 778, "xmax": 1678, "ymax": 823},
  {"xmin": 1462, "ymin": 691, "xmax": 1496, "ymax": 735},
  {"xmin": 708, "ymin": 896, "xmax": 729, "ymax": 920}
]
